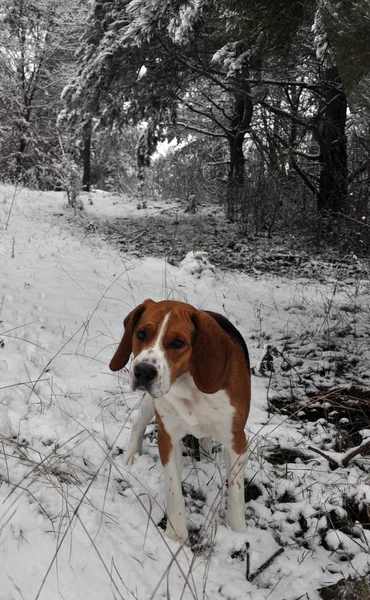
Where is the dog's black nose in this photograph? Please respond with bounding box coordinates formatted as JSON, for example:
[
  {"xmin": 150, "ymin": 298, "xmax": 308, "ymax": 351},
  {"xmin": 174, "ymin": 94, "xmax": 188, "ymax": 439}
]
[{"xmin": 133, "ymin": 363, "xmax": 158, "ymax": 387}]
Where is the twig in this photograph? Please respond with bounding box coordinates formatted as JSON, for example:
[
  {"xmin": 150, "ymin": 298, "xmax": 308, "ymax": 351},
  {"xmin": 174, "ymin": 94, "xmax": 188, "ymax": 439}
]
[
  {"xmin": 308, "ymin": 440, "xmax": 370, "ymax": 469},
  {"xmin": 245, "ymin": 542, "xmax": 250, "ymax": 581},
  {"xmin": 0, "ymin": 378, "xmax": 50, "ymax": 391},
  {"xmin": 307, "ymin": 446, "xmax": 339, "ymax": 468},
  {"xmin": 247, "ymin": 547, "xmax": 284, "ymax": 582},
  {"xmin": 5, "ymin": 185, "xmax": 18, "ymax": 230},
  {"xmin": 337, "ymin": 211, "xmax": 370, "ymax": 229},
  {"xmin": 342, "ymin": 439, "xmax": 370, "ymax": 467},
  {"xmin": 129, "ymin": 229, "xmax": 149, "ymax": 243},
  {"xmin": 277, "ymin": 349, "xmax": 304, "ymax": 383}
]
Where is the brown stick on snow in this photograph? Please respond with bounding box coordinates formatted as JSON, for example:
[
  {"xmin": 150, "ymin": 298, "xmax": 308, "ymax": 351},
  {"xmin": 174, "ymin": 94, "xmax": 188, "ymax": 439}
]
[
  {"xmin": 247, "ymin": 547, "xmax": 284, "ymax": 582},
  {"xmin": 307, "ymin": 446, "xmax": 340, "ymax": 468},
  {"xmin": 308, "ymin": 439, "xmax": 370, "ymax": 470},
  {"xmin": 342, "ymin": 439, "xmax": 370, "ymax": 467}
]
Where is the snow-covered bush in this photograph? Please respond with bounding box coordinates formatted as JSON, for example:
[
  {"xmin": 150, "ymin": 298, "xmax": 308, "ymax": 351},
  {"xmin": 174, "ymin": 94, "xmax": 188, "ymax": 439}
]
[{"xmin": 178, "ymin": 250, "xmax": 215, "ymax": 278}]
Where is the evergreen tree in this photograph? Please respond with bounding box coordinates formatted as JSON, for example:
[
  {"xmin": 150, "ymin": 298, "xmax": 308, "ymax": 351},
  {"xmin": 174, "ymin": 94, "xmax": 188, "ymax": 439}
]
[
  {"xmin": 63, "ymin": 0, "xmax": 314, "ymax": 219},
  {"xmin": 63, "ymin": 0, "xmax": 366, "ymax": 225},
  {"xmin": 0, "ymin": 0, "xmax": 86, "ymax": 186}
]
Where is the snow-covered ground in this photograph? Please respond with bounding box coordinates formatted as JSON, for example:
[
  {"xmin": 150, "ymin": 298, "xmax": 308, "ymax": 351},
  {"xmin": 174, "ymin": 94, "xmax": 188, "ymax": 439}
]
[{"xmin": 0, "ymin": 185, "xmax": 369, "ymax": 600}]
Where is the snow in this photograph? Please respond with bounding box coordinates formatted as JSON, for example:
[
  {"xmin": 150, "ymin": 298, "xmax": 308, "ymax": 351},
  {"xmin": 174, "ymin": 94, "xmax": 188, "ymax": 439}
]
[
  {"xmin": 0, "ymin": 185, "xmax": 369, "ymax": 599},
  {"xmin": 178, "ymin": 250, "xmax": 215, "ymax": 278}
]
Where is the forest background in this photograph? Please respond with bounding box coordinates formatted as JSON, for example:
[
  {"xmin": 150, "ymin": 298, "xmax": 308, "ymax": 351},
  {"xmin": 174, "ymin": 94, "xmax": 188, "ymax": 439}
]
[{"xmin": 1, "ymin": 0, "xmax": 370, "ymax": 251}]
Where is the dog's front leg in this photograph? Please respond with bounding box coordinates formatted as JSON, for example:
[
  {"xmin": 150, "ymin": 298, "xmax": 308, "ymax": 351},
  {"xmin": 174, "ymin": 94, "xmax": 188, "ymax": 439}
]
[
  {"xmin": 224, "ymin": 433, "xmax": 247, "ymax": 533},
  {"xmin": 158, "ymin": 428, "xmax": 188, "ymax": 543},
  {"xmin": 124, "ymin": 393, "xmax": 155, "ymax": 466}
]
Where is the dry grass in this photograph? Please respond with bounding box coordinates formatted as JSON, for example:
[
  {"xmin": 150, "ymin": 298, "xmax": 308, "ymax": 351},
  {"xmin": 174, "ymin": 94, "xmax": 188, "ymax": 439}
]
[{"xmin": 320, "ymin": 575, "xmax": 370, "ymax": 600}]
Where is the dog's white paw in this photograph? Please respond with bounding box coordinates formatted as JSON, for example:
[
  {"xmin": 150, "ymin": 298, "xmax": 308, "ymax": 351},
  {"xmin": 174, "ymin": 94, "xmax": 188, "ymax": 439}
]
[
  {"xmin": 123, "ymin": 449, "xmax": 137, "ymax": 466},
  {"xmin": 227, "ymin": 513, "xmax": 247, "ymax": 533},
  {"xmin": 165, "ymin": 523, "xmax": 189, "ymax": 545}
]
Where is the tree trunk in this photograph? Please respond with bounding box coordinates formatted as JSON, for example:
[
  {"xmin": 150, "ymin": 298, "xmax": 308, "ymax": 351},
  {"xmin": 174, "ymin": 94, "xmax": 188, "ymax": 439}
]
[
  {"xmin": 82, "ymin": 132, "xmax": 91, "ymax": 192},
  {"xmin": 16, "ymin": 107, "xmax": 30, "ymax": 173},
  {"xmin": 226, "ymin": 133, "xmax": 245, "ymax": 221},
  {"xmin": 226, "ymin": 53, "xmax": 253, "ymax": 223},
  {"xmin": 15, "ymin": 137, "xmax": 26, "ymax": 174},
  {"xmin": 317, "ymin": 66, "xmax": 348, "ymax": 214},
  {"xmin": 18, "ymin": 137, "xmax": 26, "ymax": 155}
]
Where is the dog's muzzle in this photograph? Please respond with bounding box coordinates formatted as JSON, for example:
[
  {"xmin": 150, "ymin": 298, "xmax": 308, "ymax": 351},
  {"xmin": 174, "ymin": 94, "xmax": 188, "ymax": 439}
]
[{"xmin": 132, "ymin": 362, "xmax": 158, "ymax": 393}]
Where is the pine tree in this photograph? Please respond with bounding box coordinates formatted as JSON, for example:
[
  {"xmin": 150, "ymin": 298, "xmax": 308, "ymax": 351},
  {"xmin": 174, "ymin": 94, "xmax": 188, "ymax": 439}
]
[
  {"xmin": 0, "ymin": 0, "xmax": 86, "ymax": 185},
  {"xmin": 63, "ymin": 0, "xmax": 363, "ymax": 224}
]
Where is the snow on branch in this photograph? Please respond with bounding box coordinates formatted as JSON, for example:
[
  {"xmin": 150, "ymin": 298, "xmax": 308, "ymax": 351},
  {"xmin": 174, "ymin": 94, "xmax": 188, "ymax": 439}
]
[
  {"xmin": 212, "ymin": 35, "xmax": 263, "ymax": 79},
  {"xmin": 312, "ymin": 5, "xmax": 336, "ymax": 68},
  {"xmin": 124, "ymin": 0, "xmax": 207, "ymax": 46},
  {"xmin": 168, "ymin": 0, "xmax": 208, "ymax": 44}
]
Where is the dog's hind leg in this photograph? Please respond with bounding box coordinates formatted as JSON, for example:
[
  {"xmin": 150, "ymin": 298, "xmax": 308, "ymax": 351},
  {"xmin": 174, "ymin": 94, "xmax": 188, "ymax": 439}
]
[{"xmin": 124, "ymin": 393, "xmax": 155, "ymax": 466}]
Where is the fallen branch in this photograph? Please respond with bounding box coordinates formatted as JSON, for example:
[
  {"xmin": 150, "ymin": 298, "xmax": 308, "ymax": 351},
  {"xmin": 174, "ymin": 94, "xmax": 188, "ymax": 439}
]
[
  {"xmin": 342, "ymin": 439, "xmax": 370, "ymax": 467},
  {"xmin": 245, "ymin": 542, "xmax": 250, "ymax": 581},
  {"xmin": 247, "ymin": 545, "xmax": 284, "ymax": 582},
  {"xmin": 308, "ymin": 446, "xmax": 340, "ymax": 468},
  {"xmin": 308, "ymin": 439, "xmax": 370, "ymax": 470}
]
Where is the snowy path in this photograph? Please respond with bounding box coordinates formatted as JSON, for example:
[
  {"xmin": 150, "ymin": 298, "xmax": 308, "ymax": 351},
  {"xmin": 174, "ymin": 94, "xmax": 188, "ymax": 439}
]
[{"xmin": 0, "ymin": 186, "xmax": 369, "ymax": 600}]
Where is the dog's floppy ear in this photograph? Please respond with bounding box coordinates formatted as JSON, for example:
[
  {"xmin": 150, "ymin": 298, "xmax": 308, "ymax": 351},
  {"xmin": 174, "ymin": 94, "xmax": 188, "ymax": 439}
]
[
  {"xmin": 109, "ymin": 299, "xmax": 154, "ymax": 371},
  {"xmin": 190, "ymin": 311, "xmax": 235, "ymax": 394}
]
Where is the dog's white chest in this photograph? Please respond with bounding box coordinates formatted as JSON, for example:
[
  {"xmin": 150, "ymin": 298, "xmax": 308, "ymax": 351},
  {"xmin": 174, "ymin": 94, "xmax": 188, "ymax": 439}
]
[{"xmin": 154, "ymin": 373, "xmax": 235, "ymax": 442}]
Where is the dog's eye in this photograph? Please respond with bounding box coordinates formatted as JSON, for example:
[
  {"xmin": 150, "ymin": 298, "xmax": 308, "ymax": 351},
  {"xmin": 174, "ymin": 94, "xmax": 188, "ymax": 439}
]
[
  {"xmin": 136, "ymin": 330, "xmax": 147, "ymax": 342},
  {"xmin": 169, "ymin": 338, "xmax": 185, "ymax": 350}
]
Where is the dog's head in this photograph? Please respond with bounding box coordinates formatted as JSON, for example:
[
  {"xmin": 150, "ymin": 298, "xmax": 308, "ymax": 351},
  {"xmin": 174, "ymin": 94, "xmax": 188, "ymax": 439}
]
[{"xmin": 109, "ymin": 299, "xmax": 235, "ymax": 398}]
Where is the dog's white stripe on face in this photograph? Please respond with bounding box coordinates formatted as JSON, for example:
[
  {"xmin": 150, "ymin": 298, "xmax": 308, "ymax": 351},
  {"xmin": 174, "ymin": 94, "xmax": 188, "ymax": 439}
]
[
  {"xmin": 131, "ymin": 312, "xmax": 171, "ymax": 398},
  {"xmin": 153, "ymin": 312, "xmax": 170, "ymax": 351}
]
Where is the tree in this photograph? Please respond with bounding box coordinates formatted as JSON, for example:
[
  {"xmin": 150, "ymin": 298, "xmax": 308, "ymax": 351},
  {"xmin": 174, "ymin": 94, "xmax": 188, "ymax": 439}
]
[
  {"xmin": 321, "ymin": 0, "xmax": 370, "ymax": 98},
  {"xmin": 312, "ymin": 8, "xmax": 348, "ymax": 215},
  {"xmin": 65, "ymin": 1, "xmax": 337, "ymax": 221},
  {"xmin": 82, "ymin": 120, "xmax": 92, "ymax": 192},
  {"xmin": 0, "ymin": 0, "xmax": 86, "ymax": 186},
  {"xmin": 63, "ymin": 0, "xmax": 369, "ymax": 235}
]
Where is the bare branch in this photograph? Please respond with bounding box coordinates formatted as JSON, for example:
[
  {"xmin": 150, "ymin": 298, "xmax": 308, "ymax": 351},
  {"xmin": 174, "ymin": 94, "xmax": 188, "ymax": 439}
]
[
  {"xmin": 342, "ymin": 440, "xmax": 370, "ymax": 467},
  {"xmin": 348, "ymin": 161, "xmax": 369, "ymax": 184},
  {"xmin": 293, "ymin": 150, "xmax": 321, "ymax": 160},
  {"xmin": 176, "ymin": 122, "xmax": 226, "ymax": 138},
  {"xmin": 177, "ymin": 96, "xmax": 232, "ymax": 137},
  {"xmin": 308, "ymin": 446, "xmax": 339, "ymax": 468},
  {"xmin": 308, "ymin": 440, "xmax": 370, "ymax": 470}
]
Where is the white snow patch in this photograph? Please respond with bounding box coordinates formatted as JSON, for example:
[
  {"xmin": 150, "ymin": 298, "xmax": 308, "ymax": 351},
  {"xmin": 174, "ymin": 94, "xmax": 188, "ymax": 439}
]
[{"xmin": 0, "ymin": 185, "xmax": 369, "ymax": 599}]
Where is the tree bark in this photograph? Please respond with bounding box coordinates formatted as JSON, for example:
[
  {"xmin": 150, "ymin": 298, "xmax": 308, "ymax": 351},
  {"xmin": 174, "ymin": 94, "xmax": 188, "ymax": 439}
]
[
  {"xmin": 82, "ymin": 132, "xmax": 91, "ymax": 192},
  {"xmin": 316, "ymin": 66, "xmax": 348, "ymax": 214},
  {"xmin": 227, "ymin": 132, "xmax": 246, "ymax": 221},
  {"xmin": 226, "ymin": 56, "xmax": 253, "ymax": 222}
]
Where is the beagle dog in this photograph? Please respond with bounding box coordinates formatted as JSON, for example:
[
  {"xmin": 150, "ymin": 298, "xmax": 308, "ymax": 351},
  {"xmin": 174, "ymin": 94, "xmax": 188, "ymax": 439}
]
[{"xmin": 110, "ymin": 299, "xmax": 251, "ymax": 543}]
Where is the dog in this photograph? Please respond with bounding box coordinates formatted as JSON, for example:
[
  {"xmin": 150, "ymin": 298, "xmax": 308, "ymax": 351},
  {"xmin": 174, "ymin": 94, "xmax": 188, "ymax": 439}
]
[{"xmin": 110, "ymin": 299, "xmax": 251, "ymax": 543}]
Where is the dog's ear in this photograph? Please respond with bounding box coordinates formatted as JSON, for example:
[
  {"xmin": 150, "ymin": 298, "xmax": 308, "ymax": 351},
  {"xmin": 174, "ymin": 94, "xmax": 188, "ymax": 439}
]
[
  {"xmin": 190, "ymin": 311, "xmax": 235, "ymax": 393},
  {"xmin": 109, "ymin": 299, "xmax": 154, "ymax": 371}
]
